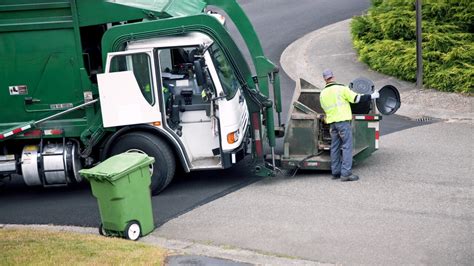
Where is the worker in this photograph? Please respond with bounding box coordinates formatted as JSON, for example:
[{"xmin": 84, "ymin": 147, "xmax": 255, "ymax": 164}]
[{"xmin": 319, "ymin": 69, "xmax": 380, "ymax": 182}]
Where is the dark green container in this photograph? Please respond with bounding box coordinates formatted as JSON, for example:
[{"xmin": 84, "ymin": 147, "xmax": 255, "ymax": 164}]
[{"xmin": 79, "ymin": 153, "xmax": 155, "ymax": 240}]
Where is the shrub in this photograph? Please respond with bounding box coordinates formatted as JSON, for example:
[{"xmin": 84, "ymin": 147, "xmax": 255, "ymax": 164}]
[{"xmin": 351, "ymin": 0, "xmax": 474, "ymax": 93}]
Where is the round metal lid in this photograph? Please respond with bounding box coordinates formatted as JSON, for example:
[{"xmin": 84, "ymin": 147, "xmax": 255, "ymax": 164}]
[
  {"xmin": 349, "ymin": 77, "xmax": 374, "ymax": 94},
  {"xmin": 376, "ymin": 85, "xmax": 401, "ymax": 115}
]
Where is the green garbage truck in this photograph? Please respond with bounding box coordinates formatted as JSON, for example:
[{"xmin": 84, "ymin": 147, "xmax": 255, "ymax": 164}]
[{"xmin": 0, "ymin": 0, "xmax": 400, "ymax": 194}]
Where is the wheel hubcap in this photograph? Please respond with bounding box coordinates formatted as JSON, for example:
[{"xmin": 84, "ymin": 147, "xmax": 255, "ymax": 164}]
[{"xmin": 127, "ymin": 223, "xmax": 140, "ymax": 240}]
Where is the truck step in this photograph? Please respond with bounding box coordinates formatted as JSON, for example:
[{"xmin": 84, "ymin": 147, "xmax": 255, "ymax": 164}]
[{"xmin": 190, "ymin": 157, "xmax": 221, "ymax": 169}]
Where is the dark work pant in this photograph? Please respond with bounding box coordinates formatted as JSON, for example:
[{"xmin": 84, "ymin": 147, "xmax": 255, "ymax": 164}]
[{"xmin": 330, "ymin": 121, "xmax": 353, "ymax": 177}]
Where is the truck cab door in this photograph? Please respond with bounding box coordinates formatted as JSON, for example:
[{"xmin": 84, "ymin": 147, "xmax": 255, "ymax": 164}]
[{"xmin": 97, "ymin": 49, "xmax": 161, "ymax": 127}]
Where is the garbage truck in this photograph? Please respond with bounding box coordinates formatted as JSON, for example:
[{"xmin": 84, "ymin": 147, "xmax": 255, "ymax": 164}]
[{"xmin": 0, "ymin": 0, "xmax": 400, "ymax": 194}]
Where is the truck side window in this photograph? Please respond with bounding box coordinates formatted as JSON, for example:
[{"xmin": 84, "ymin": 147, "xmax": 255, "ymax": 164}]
[
  {"xmin": 209, "ymin": 43, "xmax": 239, "ymax": 100},
  {"xmin": 109, "ymin": 53, "xmax": 155, "ymax": 105},
  {"xmin": 158, "ymin": 46, "xmax": 203, "ymax": 99}
]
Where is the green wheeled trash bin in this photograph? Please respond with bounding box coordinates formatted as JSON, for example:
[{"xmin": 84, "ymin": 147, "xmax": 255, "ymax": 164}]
[{"xmin": 79, "ymin": 153, "xmax": 155, "ymax": 241}]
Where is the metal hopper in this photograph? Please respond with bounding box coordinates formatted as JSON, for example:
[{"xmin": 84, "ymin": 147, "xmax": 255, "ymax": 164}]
[
  {"xmin": 281, "ymin": 79, "xmax": 332, "ymax": 170},
  {"xmin": 280, "ymin": 78, "xmax": 391, "ymax": 171}
]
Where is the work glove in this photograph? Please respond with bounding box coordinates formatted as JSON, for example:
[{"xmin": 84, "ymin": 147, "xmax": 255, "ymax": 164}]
[{"xmin": 371, "ymin": 91, "xmax": 380, "ymax": 99}]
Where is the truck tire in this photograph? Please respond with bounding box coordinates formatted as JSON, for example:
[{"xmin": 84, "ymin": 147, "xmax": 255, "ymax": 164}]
[{"xmin": 109, "ymin": 132, "xmax": 175, "ymax": 195}]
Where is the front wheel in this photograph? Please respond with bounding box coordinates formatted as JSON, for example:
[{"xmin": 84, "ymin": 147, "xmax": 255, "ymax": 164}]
[{"xmin": 110, "ymin": 132, "xmax": 176, "ymax": 195}]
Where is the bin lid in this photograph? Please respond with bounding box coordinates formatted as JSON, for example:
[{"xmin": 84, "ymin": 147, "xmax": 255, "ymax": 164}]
[
  {"xmin": 79, "ymin": 153, "xmax": 154, "ymax": 182},
  {"xmin": 349, "ymin": 78, "xmax": 374, "ymax": 115},
  {"xmin": 349, "ymin": 77, "xmax": 374, "ymax": 95},
  {"xmin": 376, "ymin": 85, "xmax": 401, "ymax": 115}
]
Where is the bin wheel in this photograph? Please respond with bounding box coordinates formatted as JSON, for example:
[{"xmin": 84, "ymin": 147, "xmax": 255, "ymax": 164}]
[
  {"xmin": 124, "ymin": 221, "xmax": 141, "ymax": 241},
  {"xmin": 99, "ymin": 223, "xmax": 107, "ymax": 236},
  {"xmin": 109, "ymin": 132, "xmax": 176, "ymax": 195}
]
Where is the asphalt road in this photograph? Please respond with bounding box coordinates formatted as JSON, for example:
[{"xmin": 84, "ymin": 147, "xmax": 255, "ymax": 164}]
[
  {"xmin": 0, "ymin": 0, "xmax": 435, "ymax": 228},
  {"xmin": 0, "ymin": 115, "xmax": 433, "ymax": 227},
  {"xmin": 0, "ymin": 163, "xmax": 259, "ymax": 227}
]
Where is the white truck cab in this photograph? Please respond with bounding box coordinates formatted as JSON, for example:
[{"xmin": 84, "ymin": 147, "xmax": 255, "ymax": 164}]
[{"xmin": 98, "ymin": 32, "xmax": 249, "ymax": 172}]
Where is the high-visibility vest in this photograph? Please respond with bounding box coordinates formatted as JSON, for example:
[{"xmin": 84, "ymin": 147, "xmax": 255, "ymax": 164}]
[{"xmin": 319, "ymin": 82, "xmax": 358, "ymax": 123}]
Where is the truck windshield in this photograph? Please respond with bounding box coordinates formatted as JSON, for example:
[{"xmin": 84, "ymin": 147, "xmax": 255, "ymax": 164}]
[{"xmin": 209, "ymin": 43, "xmax": 240, "ymax": 100}]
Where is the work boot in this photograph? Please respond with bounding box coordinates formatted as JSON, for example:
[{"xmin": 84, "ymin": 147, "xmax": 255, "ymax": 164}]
[
  {"xmin": 340, "ymin": 174, "xmax": 359, "ymax": 182},
  {"xmin": 331, "ymin": 174, "xmax": 340, "ymax": 180}
]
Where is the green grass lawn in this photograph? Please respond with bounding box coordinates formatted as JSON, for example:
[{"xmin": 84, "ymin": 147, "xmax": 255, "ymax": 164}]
[{"xmin": 0, "ymin": 228, "xmax": 167, "ymax": 265}]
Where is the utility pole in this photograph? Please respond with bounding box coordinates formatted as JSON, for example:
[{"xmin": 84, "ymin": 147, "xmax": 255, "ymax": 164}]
[{"xmin": 416, "ymin": 0, "xmax": 423, "ymax": 89}]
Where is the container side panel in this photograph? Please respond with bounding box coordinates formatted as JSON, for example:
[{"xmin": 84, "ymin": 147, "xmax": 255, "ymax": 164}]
[
  {"xmin": 76, "ymin": 0, "xmax": 152, "ymax": 27},
  {"xmin": 0, "ymin": 1, "xmax": 85, "ymax": 125},
  {"xmin": 76, "ymin": 0, "xmax": 206, "ymax": 26}
]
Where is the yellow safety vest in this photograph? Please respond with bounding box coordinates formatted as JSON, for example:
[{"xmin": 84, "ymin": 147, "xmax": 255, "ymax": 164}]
[{"xmin": 319, "ymin": 82, "xmax": 358, "ymax": 123}]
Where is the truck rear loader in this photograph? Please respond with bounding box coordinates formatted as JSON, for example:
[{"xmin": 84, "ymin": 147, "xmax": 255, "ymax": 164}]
[{"xmin": 0, "ymin": 0, "xmax": 400, "ymax": 194}]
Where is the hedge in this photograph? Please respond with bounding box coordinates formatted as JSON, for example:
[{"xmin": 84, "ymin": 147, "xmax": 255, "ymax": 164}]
[{"xmin": 351, "ymin": 0, "xmax": 473, "ymax": 93}]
